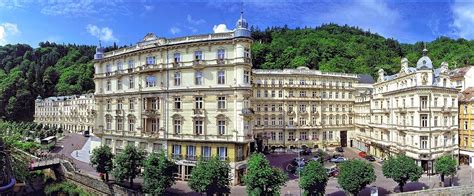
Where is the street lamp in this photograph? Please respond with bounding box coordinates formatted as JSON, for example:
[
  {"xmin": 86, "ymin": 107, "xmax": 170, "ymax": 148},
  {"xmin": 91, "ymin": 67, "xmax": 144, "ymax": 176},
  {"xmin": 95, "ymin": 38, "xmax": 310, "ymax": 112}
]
[{"xmin": 295, "ymin": 138, "xmax": 302, "ymax": 196}]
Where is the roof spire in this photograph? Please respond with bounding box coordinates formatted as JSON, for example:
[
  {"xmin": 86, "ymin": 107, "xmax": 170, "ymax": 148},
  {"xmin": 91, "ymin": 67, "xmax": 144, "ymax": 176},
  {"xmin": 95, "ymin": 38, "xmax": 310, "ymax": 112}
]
[{"xmin": 422, "ymin": 42, "xmax": 428, "ymax": 56}]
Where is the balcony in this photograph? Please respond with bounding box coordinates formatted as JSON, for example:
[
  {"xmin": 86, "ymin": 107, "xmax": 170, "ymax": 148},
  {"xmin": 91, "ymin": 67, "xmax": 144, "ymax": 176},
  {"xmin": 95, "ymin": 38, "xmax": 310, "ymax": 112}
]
[
  {"xmin": 115, "ymin": 109, "xmax": 123, "ymax": 115},
  {"xmin": 173, "ymin": 61, "xmax": 181, "ymax": 68},
  {"xmin": 193, "ymin": 108, "xmax": 205, "ymax": 116},
  {"xmin": 172, "ymin": 154, "xmax": 182, "ymax": 160},
  {"xmin": 216, "ymin": 59, "xmax": 225, "ymax": 65},
  {"xmin": 127, "ymin": 68, "xmax": 134, "ymax": 73},
  {"xmin": 142, "ymin": 109, "xmax": 160, "ymax": 117},
  {"xmin": 193, "ymin": 59, "xmax": 205, "ymax": 69},
  {"xmin": 241, "ymin": 108, "xmax": 254, "ymax": 116},
  {"xmin": 186, "ymin": 154, "xmax": 197, "ymax": 161},
  {"xmin": 244, "ymin": 57, "xmax": 251, "ymax": 63},
  {"xmin": 287, "ymin": 110, "xmax": 295, "ymax": 116}
]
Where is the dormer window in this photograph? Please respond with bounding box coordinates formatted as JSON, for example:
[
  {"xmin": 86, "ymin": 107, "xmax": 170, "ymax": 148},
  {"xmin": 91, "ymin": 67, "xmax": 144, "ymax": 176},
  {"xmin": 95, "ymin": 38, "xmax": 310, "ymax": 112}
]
[
  {"xmin": 194, "ymin": 51, "xmax": 203, "ymax": 60},
  {"xmin": 146, "ymin": 56, "xmax": 155, "ymax": 65},
  {"xmin": 217, "ymin": 49, "xmax": 225, "ymax": 60},
  {"xmin": 174, "ymin": 53, "xmax": 181, "ymax": 63},
  {"xmin": 105, "ymin": 64, "xmax": 111, "ymax": 73}
]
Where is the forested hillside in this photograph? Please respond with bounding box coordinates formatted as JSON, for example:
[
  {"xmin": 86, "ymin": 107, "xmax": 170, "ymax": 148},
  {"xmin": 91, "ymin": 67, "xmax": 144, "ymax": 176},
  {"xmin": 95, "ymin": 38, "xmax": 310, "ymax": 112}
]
[
  {"xmin": 0, "ymin": 42, "xmax": 95, "ymax": 121},
  {"xmin": 251, "ymin": 24, "xmax": 474, "ymax": 76},
  {"xmin": 0, "ymin": 24, "xmax": 473, "ymax": 121}
]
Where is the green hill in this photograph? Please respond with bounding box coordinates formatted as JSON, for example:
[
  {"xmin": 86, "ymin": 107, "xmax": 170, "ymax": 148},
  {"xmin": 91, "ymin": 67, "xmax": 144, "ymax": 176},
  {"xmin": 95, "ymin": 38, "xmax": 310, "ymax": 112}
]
[{"xmin": 0, "ymin": 24, "xmax": 473, "ymax": 121}]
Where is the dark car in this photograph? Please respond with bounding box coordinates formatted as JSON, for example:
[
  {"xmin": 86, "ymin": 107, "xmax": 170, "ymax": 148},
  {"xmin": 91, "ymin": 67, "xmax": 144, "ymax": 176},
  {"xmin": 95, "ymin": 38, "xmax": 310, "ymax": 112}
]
[
  {"xmin": 336, "ymin": 147, "xmax": 344, "ymax": 152},
  {"xmin": 365, "ymin": 155, "xmax": 376, "ymax": 162},
  {"xmin": 299, "ymin": 148, "xmax": 312, "ymax": 155},
  {"xmin": 332, "ymin": 154, "xmax": 343, "ymax": 159},
  {"xmin": 326, "ymin": 167, "xmax": 339, "ymax": 177}
]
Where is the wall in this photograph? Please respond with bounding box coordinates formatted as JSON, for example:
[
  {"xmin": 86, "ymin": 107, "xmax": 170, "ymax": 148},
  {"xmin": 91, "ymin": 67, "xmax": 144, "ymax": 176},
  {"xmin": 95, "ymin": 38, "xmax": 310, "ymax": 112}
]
[
  {"xmin": 65, "ymin": 171, "xmax": 142, "ymax": 195},
  {"xmin": 393, "ymin": 185, "xmax": 474, "ymax": 196}
]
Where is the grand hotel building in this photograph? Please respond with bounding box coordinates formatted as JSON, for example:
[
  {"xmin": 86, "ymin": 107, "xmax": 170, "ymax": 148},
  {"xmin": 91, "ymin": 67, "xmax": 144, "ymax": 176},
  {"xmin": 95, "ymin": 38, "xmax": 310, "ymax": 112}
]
[
  {"xmin": 92, "ymin": 14, "xmax": 253, "ymax": 184},
  {"xmin": 353, "ymin": 49, "xmax": 459, "ymax": 173}
]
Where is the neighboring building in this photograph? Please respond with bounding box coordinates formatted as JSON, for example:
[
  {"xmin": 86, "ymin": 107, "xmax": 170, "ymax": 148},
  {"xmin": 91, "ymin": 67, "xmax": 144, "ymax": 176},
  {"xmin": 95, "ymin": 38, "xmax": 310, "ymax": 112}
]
[
  {"xmin": 34, "ymin": 93, "xmax": 96, "ymax": 133},
  {"xmin": 252, "ymin": 67, "xmax": 359, "ymax": 150},
  {"xmin": 355, "ymin": 48, "xmax": 459, "ymax": 173},
  {"xmin": 458, "ymin": 87, "xmax": 474, "ymax": 167},
  {"xmin": 353, "ymin": 74, "xmax": 374, "ymax": 151},
  {"xmin": 449, "ymin": 66, "xmax": 474, "ymax": 91},
  {"xmin": 92, "ymin": 13, "xmax": 253, "ymax": 185}
]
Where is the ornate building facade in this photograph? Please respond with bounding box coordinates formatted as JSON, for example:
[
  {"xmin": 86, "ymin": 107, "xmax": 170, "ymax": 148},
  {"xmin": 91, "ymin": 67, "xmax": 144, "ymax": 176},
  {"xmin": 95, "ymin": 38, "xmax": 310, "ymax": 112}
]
[
  {"xmin": 252, "ymin": 67, "xmax": 359, "ymax": 150},
  {"xmin": 458, "ymin": 88, "xmax": 474, "ymax": 167},
  {"xmin": 353, "ymin": 48, "xmax": 459, "ymax": 173},
  {"xmin": 34, "ymin": 93, "xmax": 96, "ymax": 133},
  {"xmin": 92, "ymin": 14, "xmax": 253, "ymax": 184}
]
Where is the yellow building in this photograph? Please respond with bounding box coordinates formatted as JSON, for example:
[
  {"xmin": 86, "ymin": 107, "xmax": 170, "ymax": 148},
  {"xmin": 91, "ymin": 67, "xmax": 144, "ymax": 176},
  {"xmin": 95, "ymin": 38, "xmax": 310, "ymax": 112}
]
[
  {"xmin": 93, "ymin": 13, "xmax": 253, "ymax": 185},
  {"xmin": 459, "ymin": 87, "xmax": 474, "ymax": 167},
  {"xmin": 252, "ymin": 67, "xmax": 359, "ymax": 150}
]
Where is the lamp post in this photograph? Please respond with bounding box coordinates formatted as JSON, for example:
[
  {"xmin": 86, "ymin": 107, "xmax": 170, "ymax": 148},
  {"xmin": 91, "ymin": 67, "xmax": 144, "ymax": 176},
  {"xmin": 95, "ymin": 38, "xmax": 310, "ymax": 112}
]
[{"xmin": 295, "ymin": 138, "xmax": 302, "ymax": 196}]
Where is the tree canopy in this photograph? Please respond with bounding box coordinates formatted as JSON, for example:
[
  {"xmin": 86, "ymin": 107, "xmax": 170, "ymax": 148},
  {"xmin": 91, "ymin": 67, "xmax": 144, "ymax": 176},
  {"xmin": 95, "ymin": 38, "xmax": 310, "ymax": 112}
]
[
  {"xmin": 434, "ymin": 155, "xmax": 457, "ymax": 186},
  {"xmin": 188, "ymin": 156, "xmax": 232, "ymax": 195},
  {"xmin": 244, "ymin": 153, "xmax": 288, "ymax": 196},
  {"xmin": 90, "ymin": 145, "xmax": 114, "ymax": 181},
  {"xmin": 337, "ymin": 159, "xmax": 376, "ymax": 195},
  {"xmin": 112, "ymin": 144, "xmax": 145, "ymax": 188},
  {"xmin": 143, "ymin": 151, "xmax": 177, "ymax": 195},
  {"xmin": 299, "ymin": 160, "xmax": 329, "ymax": 196},
  {"xmin": 382, "ymin": 155, "xmax": 423, "ymax": 192}
]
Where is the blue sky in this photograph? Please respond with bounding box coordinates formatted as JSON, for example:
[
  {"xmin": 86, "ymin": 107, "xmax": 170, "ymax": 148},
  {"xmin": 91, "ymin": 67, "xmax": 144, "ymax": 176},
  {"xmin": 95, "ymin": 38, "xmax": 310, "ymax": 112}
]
[{"xmin": 1, "ymin": 0, "xmax": 474, "ymax": 47}]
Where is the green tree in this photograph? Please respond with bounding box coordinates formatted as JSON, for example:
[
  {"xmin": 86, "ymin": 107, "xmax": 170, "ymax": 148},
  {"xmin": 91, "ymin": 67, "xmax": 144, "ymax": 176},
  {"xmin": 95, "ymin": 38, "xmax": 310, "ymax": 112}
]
[
  {"xmin": 434, "ymin": 155, "xmax": 457, "ymax": 186},
  {"xmin": 188, "ymin": 156, "xmax": 231, "ymax": 195},
  {"xmin": 382, "ymin": 155, "xmax": 423, "ymax": 192},
  {"xmin": 299, "ymin": 160, "xmax": 328, "ymax": 196},
  {"xmin": 112, "ymin": 144, "xmax": 145, "ymax": 188},
  {"xmin": 143, "ymin": 151, "xmax": 177, "ymax": 195},
  {"xmin": 90, "ymin": 145, "xmax": 114, "ymax": 181},
  {"xmin": 244, "ymin": 153, "xmax": 288, "ymax": 196},
  {"xmin": 337, "ymin": 159, "xmax": 376, "ymax": 196}
]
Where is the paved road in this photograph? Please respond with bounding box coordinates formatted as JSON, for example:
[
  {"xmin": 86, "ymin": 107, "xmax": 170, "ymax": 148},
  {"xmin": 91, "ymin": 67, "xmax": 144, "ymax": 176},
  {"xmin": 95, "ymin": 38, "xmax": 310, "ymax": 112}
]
[{"xmin": 53, "ymin": 133, "xmax": 97, "ymax": 176}]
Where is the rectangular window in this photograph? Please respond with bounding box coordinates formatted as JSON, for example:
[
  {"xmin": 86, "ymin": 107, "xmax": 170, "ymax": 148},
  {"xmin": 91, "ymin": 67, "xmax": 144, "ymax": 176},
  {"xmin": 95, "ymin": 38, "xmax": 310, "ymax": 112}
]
[
  {"xmin": 174, "ymin": 119, "xmax": 181, "ymax": 134},
  {"xmin": 217, "ymin": 147, "xmax": 227, "ymax": 160},
  {"xmin": 187, "ymin": 145, "xmax": 196, "ymax": 160},
  {"xmin": 194, "ymin": 51, "xmax": 203, "ymax": 60},
  {"xmin": 174, "ymin": 97, "xmax": 181, "ymax": 110},
  {"xmin": 172, "ymin": 145, "xmax": 181, "ymax": 157},
  {"xmin": 174, "ymin": 53, "xmax": 181, "ymax": 62},
  {"xmin": 146, "ymin": 56, "xmax": 155, "ymax": 65},
  {"xmin": 421, "ymin": 115, "xmax": 428, "ymax": 127},
  {"xmin": 128, "ymin": 60, "xmax": 135, "ymax": 69},
  {"xmin": 129, "ymin": 119, "xmax": 135, "ymax": 132},
  {"xmin": 151, "ymin": 98, "xmax": 159, "ymax": 110},
  {"xmin": 106, "ymin": 80, "xmax": 111, "ymax": 91},
  {"xmin": 300, "ymin": 132, "xmax": 307, "ymax": 140},
  {"xmin": 278, "ymin": 132, "xmax": 283, "ymax": 141},
  {"xmin": 117, "ymin": 117, "xmax": 123, "ymax": 131},
  {"xmin": 195, "ymin": 71, "xmax": 203, "ymax": 85},
  {"xmin": 218, "ymin": 120, "xmax": 226, "ymax": 135},
  {"xmin": 217, "ymin": 49, "xmax": 225, "ymax": 59},
  {"xmin": 420, "ymin": 136, "xmax": 428, "ymax": 149},
  {"xmin": 195, "ymin": 97, "xmax": 203, "ymax": 109},
  {"xmin": 218, "ymin": 96, "xmax": 226, "ymax": 109},
  {"xmin": 420, "ymin": 96, "xmax": 428, "ymax": 109},
  {"xmin": 106, "ymin": 118, "xmax": 112, "ymax": 130},
  {"xmin": 117, "ymin": 61, "xmax": 123, "ymax": 70},
  {"xmin": 288, "ymin": 132, "xmax": 294, "ymax": 140},
  {"xmin": 244, "ymin": 71, "xmax": 250, "ymax": 84},
  {"xmin": 146, "ymin": 76, "xmax": 157, "ymax": 87},
  {"xmin": 129, "ymin": 99, "xmax": 135, "ymax": 111},
  {"xmin": 174, "ymin": 72, "xmax": 181, "ymax": 86},
  {"xmin": 117, "ymin": 99, "xmax": 123, "ymax": 110},
  {"xmin": 129, "ymin": 76, "xmax": 135, "ymax": 89},
  {"xmin": 195, "ymin": 120, "xmax": 203, "ymax": 135},
  {"xmin": 117, "ymin": 79, "xmax": 122, "ymax": 90},
  {"xmin": 201, "ymin": 146, "xmax": 211, "ymax": 160},
  {"xmin": 217, "ymin": 70, "xmax": 225, "ymax": 84}
]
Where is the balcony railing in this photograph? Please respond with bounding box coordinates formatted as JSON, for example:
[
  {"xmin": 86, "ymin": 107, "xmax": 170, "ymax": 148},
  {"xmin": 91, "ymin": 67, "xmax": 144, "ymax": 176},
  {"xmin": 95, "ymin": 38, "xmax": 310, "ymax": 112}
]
[
  {"xmin": 193, "ymin": 59, "xmax": 205, "ymax": 68},
  {"xmin": 172, "ymin": 154, "xmax": 182, "ymax": 160},
  {"xmin": 216, "ymin": 59, "xmax": 225, "ymax": 65},
  {"xmin": 241, "ymin": 108, "xmax": 254, "ymax": 116},
  {"xmin": 186, "ymin": 154, "xmax": 197, "ymax": 161},
  {"xmin": 173, "ymin": 61, "xmax": 181, "ymax": 68},
  {"xmin": 142, "ymin": 109, "xmax": 160, "ymax": 117},
  {"xmin": 193, "ymin": 108, "xmax": 205, "ymax": 116}
]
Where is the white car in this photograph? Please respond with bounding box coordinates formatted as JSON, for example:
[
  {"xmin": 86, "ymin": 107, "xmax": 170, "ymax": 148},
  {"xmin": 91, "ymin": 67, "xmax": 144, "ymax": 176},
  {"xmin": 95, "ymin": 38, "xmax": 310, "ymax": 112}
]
[{"xmin": 330, "ymin": 157, "xmax": 347, "ymax": 163}]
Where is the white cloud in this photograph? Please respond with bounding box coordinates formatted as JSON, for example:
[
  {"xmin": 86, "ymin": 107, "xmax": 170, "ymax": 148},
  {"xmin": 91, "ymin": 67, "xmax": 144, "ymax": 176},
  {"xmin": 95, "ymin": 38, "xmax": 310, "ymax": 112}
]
[
  {"xmin": 144, "ymin": 5, "xmax": 154, "ymax": 11},
  {"xmin": 213, "ymin": 24, "xmax": 231, "ymax": 33},
  {"xmin": 86, "ymin": 24, "xmax": 117, "ymax": 42},
  {"xmin": 451, "ymin": 0, "xmax": 474, "ymax": 39},
  {"xmin": 0, "ymin": 22, "xmax": 20, "ymax": 45},
  {"xmin": 170, "ymin": 27, "xmax": 181, "ymax": 35},
  {"xmin": 305, "ymin": 0, "xmax": 402, "ymax": 38},
  {"xmin": 187, "ymin": 14, "xmax": 206, "ymax": 25}
]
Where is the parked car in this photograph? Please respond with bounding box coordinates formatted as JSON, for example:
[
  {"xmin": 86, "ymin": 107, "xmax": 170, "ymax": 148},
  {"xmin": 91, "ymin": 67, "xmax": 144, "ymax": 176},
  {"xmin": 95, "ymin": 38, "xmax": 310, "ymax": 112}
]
[
  {"xmin": 286, "ymin": 157, "xmax": 306, "ymax": 173},
  {"xmin": 358, "ymin": 151, "xmax": 367, "ymax": 158},
  {"xmin": 299, "ymin": 148, "xmax": 312, "ymax": 155},
  {"xmin": 332, "ymin": 154, "xmax": 343, "ymax": 159},
  {"xmin": 326, "ymin": 167, "xmax": 339, "ymax": 177},
  {"xmin": 336, "ymin": 147, "xmax": 344, "ymax": 152},
  {"xmin": 330, "ymin": 157, "xmax": 347, "ymax": 163},
  {"xmin": 365, "ymin": 155, "xmax": 376, "ymax": 162}
]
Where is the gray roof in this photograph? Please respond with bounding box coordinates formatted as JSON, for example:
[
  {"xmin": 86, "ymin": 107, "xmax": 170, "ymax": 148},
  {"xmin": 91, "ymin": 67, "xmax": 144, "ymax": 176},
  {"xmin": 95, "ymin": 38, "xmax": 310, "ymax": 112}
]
[{"xmin": 357, "ymin": 74, "xmax": 375, "ymax": 84}]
